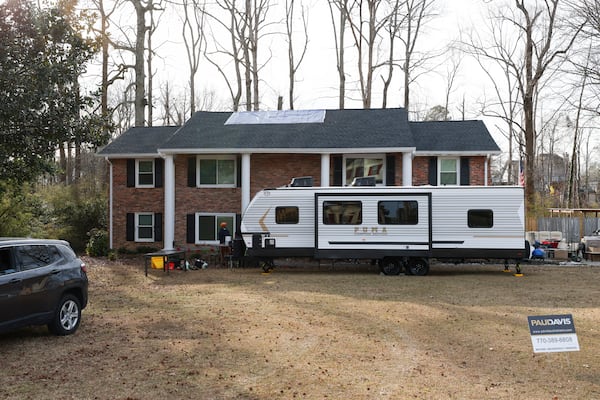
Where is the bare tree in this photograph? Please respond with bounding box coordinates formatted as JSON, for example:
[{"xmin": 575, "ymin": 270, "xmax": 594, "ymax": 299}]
[
  {"xmin": 327, "ymin": 0, "xmax": 349, "ymax": 109},
  {"xmin": 344, "ymin": 0, "xmax": 391, "ymax": 108},
  {"xmin": 398, "ymin": 0, "xmax": 437, "ymax": 112},
  {"xmin": 181, "ymin": 0, "xmax": 207, "ymax": 117},
  {"xmin": 465, "ymin": 1, "xmax": 584, "ymax": 205},
  {"xmin": 202, "ymin": 0, "xmax": 273, "ymax": 111},
  {"xmin": 285, "ymin": 0, "xmax": 309, "ymax": 110}
]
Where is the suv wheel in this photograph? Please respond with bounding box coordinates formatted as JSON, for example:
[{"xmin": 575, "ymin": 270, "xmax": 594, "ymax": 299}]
[{"xmin": 48, "ymin": 294, "xmax": 81, "ymax": 335}]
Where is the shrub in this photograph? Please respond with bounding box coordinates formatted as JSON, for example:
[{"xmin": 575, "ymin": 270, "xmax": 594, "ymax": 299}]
[{"xmin": 86, "ymin": 229, "xmax": 109, "ymax": 257}]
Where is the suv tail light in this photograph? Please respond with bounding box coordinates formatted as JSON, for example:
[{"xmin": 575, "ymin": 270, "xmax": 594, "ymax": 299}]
[{"xmin": 80, "ymin": 262, "xmax": 87, "ymax": 273}]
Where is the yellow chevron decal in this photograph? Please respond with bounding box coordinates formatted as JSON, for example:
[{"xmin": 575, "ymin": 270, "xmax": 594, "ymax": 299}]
[{"xmin": 259, "ymin": 207, "xmax": 271, "ymax": 231}]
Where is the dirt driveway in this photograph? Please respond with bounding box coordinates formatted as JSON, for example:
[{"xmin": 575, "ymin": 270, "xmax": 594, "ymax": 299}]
[{"xmin": 1, "ymin": 258, "xmax": 599, "ymax": 399}]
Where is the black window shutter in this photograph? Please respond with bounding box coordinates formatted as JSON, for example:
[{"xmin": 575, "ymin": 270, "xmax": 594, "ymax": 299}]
[
  {"xmin": 187, "ymin": 157, "xmax": 196, "ymax": 187},
  {"xmin": 428, "ymin": 157, "xmax": 438, "ymax": 185},
  {"xmin": 186, "ymin": 214, "xmax": 195, "ymax": 243},
  {"xmin": 460, "ymin": 157, "xmax": 470, "ymax": 186},
  {"xmin": 154, "ymin": 213, "xmax": 163, "ymax": 241},
  {"xmin": 127, "ymin": 160, "xmax": 135, "ymax": 187},
  {"xmin": 155, "ymin": 159, "xmax": 164, "ymax": 188},
  {"xmin": 332, "ymin": 155, "xmax": 343, "ymax": 186},
  {"xmin": 236, "ymin": 155, "xmax": 241, "ymax": 188},
  {"xmin": 386, "ymin": 155, "xmax": 396, "ymax": 186},
  {"xmin": 126, "ymin": 213, "xmax": 135, "ymax": 241}
]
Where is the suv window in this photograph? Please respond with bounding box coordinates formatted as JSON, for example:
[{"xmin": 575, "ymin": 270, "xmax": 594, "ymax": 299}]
[
  {"xmin": 0, "ymin": 248, "xmax": 16, "ymax": 275},
  {"xmin": 16, "ymin": 245, "xmax": 62, "ymax": 271}
]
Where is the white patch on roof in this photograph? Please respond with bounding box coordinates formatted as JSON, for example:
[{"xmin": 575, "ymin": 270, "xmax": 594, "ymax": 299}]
[{"xmin": 224, "ymin": 109, "xmax": 326, "ymax": 125}]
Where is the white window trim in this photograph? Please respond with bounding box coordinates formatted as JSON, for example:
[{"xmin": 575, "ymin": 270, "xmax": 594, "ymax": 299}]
[
  {"xmin": 195, "ymin": 212, "xmax": 236, "ymax": 244},
  {"xmin": 342, "ymin": 154, "xmax": 386, "ymax": 186},
  {"xmin": 136, "ymin": 159, "xmax": 155, "ymax": 188},
  {"xmin": 196, "ymin": 155, "xmax": 237, "ymax": 188},
  {"xmin": 438, "ymin": 157, "xmax": 460, "ymax": 186},
  {"xmin": 135, "ymin": 212, "xmax": 154, "ymax": 242}
]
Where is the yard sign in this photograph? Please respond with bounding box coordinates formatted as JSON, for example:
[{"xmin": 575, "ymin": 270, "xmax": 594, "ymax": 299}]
[{"xmin": 528, "ymin": 314, "xmax": 580, "ymax": 353}]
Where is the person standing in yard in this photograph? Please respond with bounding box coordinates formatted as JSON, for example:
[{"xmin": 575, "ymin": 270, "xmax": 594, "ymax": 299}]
[{"xmin": 218, "ymin": 222, "xmax": 231, "ymax": 265}]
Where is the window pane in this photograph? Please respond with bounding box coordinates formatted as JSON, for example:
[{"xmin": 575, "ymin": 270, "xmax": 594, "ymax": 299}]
[
  {"xmin": 198, "ymin": 215, "xmax": 216, "ymax": 240},
  {"xmin": 468, "ymin": 210, "xmax": 493, "ymax": 228},
  {"xmin": 276, "ymin": 207, "xmax": 299, "ymax": 224},
  {"xmin": 199, "ymin": 159, "xmax": 217, "ymax": 184},
  {"xmin": 378, "ymin": 201, "xmax": 418, "ymax": 225},
  {"xmin": 346, "ymin": 157, "xmax": 383, "ymax": 185},
  {"xmin": 138, "ymin": 227, "xmax": 153, "ymax": 239},
  {"xmin": 138, "ymin": 214, "xmax": 153, "ymax": 226},
  {"xmin": 138, "ymin": 161, "xmax": 153, "ymax": 173},
  {"xmin": 138, "ymin": 173, "xmax": 154, "ymax": 185},
  {"xmin": 440, "ymin": 172, "xmax": 457, "ymax": 185},
  {"xmin": 323, "ymin": 201, "xmax": 362, "ymax": 225},
  {"xmin": 17, "ymin": 245, "xmax": 53, "ymax": 270},
  {"xmin": 217, "ymin": 159, "xmax": 235, "ymax": 184},
  {"xmin": 365, "ymin": 158, "xmax": 384, "ymax": 183},
  {"xmin": 345, "ymin": 158, "xmax": 364, "ymax": 185},
  {"xmin": 440, "ymin": 159, "xmax": 456, "ymax": 172}
]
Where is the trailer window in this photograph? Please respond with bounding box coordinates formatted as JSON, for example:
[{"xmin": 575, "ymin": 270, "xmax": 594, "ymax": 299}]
[
  {"xmin": 378, "ymin": 201, "xmax": 418, "ymax": 225},
  {"xmin": 276, "ymin": 207, "xmax": 299, "ymax": 224},
  {"xmin": 323, "ymin": 201, "xmax": 362, "ymax": 225},
  {"xmin": 468, "ymin": 209, "xmax": 493, "ymax": 228}
]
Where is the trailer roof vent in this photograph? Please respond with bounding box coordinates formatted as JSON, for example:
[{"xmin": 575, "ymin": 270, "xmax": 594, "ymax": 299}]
[
  {"xmin": 351, "ymin": 176, "xmax": 376, "ymax": 186},
  {"xmin": 289, "ymin": 176, "xmax": 314, "ymax": 187}
]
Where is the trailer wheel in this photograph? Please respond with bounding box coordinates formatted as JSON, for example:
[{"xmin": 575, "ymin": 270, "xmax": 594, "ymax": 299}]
[
  {"xmin": 380, "ymin": 258, "xmax": 402, "ymax": 276},
  {"xmin": 407, "ymin": 258, "xmax": 429, "ymax": 276},
  {"xmin": 260, "ymin": 259, "xmax": 274, "ymax": 273}
]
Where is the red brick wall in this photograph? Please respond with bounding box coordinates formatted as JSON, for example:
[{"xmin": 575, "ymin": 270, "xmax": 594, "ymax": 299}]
[
  {"xmin": 110, "ymin": 153, "xmax": 491, "ymax": 250},
  {"xmin": 111, "ymin": 159, "xmax": 165, "ymax": 250},
  {"xmin": 412, "ymin": 156, "xmax": 491, "ymax": 186}
]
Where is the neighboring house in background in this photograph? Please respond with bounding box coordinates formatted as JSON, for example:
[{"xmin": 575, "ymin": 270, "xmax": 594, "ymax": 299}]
[{"xmin": 96, "ymin": 108, "xmax": 501, "ymax": 251}]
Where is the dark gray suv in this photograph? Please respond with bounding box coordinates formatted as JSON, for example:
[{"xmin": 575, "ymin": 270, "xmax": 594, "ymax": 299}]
[{"xmin": 0, "ymin": 238, "xmax": 88, "ymax": 335}]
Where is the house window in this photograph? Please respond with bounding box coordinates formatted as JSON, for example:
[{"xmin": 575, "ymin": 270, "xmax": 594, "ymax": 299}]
[
  {"xmin": 344, "ymin": 156, "xmax": 384, "ymax": 185},
  {"xmin": 323, "ymin": 201, "xmax": 362, "ymax": 225},
  {"xmin": 468, "ymin": 209, "xmax": 493, "ymax": 228},
  {"xmin": 196, "ymin": 214, "xmax": 235, "ymax": 242},
  {"xmin": 439, "ymin": 158, "xmax": 459, "ymax": 185},
  {"xmin": 136, "ymin": 213, "xmax": 155, "ymax": 242},
  {"xmin": 378, "ymin": 201, "xmax": 418, "ymax": 225},
  {"xmin": 197, "ymin": 157, "xmax": 236, "ymax": 187},
  {"xmin": 136, "ymin": 160, "xmax": 155, "ymax": 187},
  {"xmin": 276, "ymin": 207, "xmax": 299, "ymax": 224}
]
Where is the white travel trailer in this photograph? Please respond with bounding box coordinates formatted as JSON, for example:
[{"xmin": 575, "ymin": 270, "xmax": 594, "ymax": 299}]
[{"xmin": 240, "ymin": 183, "xmax": 526, "ymax": 275}]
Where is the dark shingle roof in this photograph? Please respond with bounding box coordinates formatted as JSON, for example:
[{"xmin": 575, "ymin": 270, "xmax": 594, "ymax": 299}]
[
  {"xmin": 95, "ymin": 110, "xmax": 501, "ymax": 157},
  {"xmin": 96, "ymin": 126, "xmax": 180, "ymax": 157},
  {"xmin": 160, "ymin": 108, "xmax": 413, "ymax": 152},
  {"xmin": 410, "ymin": 120, "xmax": 500, "ymax": 153}
]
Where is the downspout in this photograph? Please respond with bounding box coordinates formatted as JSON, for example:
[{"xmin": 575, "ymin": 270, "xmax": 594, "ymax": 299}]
[{"xmin": 105, "ymin": 158, "xmax": 113, "ymax": 249}]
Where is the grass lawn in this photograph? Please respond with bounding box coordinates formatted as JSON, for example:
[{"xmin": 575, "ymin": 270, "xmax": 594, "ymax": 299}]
[{"xmin": 1, "ymin": 257, "xmax": 599, "ymax": 399}]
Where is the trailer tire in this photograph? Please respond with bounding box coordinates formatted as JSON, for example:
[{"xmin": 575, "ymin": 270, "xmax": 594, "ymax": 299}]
[
  {"xmin": 380, "ymin": 258, "xmax": 402, "ymax": 275},
  {"xmin": 407, "ymin": 258, "xmax": 429, "ymax": 276}
]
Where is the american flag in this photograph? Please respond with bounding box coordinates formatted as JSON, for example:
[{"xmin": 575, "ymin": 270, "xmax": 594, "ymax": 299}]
[{"xmin": 518, "ymin": 160, "xmax": 525, "ymax": 187}]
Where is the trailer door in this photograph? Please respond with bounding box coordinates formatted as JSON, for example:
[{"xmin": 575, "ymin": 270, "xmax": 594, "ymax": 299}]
[{"xmin": 315, "ymin": 192, "xmax": 431, "ymax": 257}]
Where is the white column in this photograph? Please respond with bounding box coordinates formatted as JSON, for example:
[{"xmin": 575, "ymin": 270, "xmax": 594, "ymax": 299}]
[
  {"xmin": 321, "ymin": 153, "xmax": 330, "ymax": 187},
  {"xmin": 484, "ymin": 155, "xmax": 489, "ymax": 186},
  {"xmin": 402, "ymin": 152, "xmax": 413, "ymax": 186},
  {"xmin": 241, "ymin": 153, "xmax": 251, "ymax": 213},
  {"xmin": 163, "ymin": 155, "xmax": 175, "ymax": 250}
]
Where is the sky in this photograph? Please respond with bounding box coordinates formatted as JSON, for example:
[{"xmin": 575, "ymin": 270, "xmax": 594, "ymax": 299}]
[
  {"xmin": 152, "ymin": 0, "xmax": 489, "ymax": 114},
  {"xmin": 88, "ymin": 0, "xmax": 598, "ymax": 160}
]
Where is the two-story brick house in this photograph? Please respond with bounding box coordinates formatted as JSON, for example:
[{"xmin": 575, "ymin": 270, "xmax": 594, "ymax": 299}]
[{"xmin": 97, "ymin": 108, "xmax": 501, "ymax": 251}]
